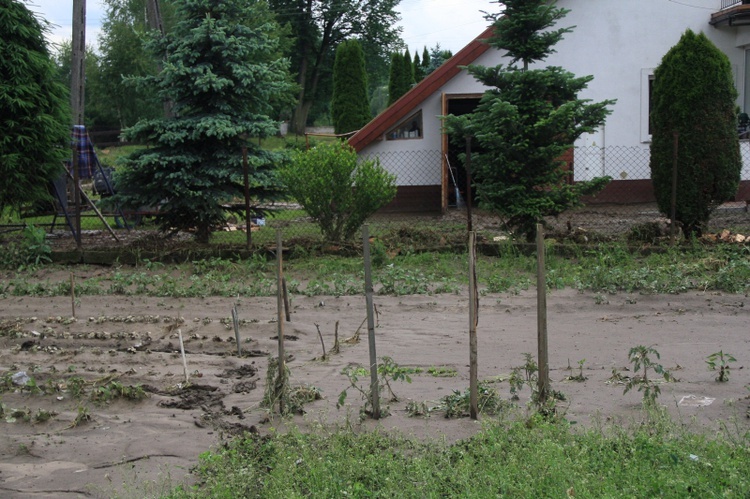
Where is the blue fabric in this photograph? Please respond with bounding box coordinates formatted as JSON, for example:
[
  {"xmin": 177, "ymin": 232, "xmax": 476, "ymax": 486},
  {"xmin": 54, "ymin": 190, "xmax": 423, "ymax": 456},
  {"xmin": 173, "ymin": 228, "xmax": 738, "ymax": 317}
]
[{"xmin": 70, "ymin": 125, "xmax": 96, "ymax": 179}]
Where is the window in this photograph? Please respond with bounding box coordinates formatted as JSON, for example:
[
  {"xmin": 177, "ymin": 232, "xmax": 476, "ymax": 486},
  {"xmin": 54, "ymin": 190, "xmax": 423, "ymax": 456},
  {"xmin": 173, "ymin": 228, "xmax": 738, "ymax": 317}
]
[
  {"xmin": 640, "ymin": 68, "xmax": 655, "ymax": 143},
  {"xmin": 386, "ymin": 111, "xmax": 423, "ymax": 140}
]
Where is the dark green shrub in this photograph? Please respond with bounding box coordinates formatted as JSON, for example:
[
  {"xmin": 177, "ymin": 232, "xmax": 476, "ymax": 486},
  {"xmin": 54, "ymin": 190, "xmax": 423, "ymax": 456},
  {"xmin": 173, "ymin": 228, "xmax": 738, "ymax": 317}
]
[
  {"xmin": 332, "ymin": 40, "xmax": 370, "ymax": 134},
  {"xmin": 650, "ymin": 30, "xmax": 742, "ymax": 238},
  {"xmin": 279, "ymin": 143, "xmax": 396, "ymax": 242}
]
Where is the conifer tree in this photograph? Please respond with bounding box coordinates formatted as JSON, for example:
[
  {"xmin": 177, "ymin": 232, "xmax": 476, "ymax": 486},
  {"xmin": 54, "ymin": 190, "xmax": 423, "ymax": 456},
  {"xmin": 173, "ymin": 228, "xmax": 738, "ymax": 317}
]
[
  {"xmin": 0, "ymin": 0, "xmax": 69, "ymax": 215},
  {"xmin": 649, "ymin": 30, "xmax": 741, "ymax": 238},
  {"xmin": 387, "ymin": 52, "xmax": 404, "ymax": 105},
  {"xmin": 332, "ymin": 39, "xmax": 370, "ymax": 134},
  {"xmin": 445, "ymin": 0, "xmax": 614, "ymax": 240},
  {"xmin": 113, "ymin": 0, "xmax": 295, "ymax": 243},
  {"xmin": 402, "ymin": 48, "xmax": 415, "ymax": 87}
]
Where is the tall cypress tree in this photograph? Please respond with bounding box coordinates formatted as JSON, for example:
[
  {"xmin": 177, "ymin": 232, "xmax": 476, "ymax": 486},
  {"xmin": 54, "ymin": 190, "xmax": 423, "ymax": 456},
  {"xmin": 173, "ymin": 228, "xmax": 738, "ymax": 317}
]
[
  {"xmin": 445, "ymin": 0, "xmax": 614, "ymax": 240},
  {"xmin": 650, "ymin": 30, "xmax": 741, "ymax": 238},
  {"xmin": 388, "ymin": 52, "xmax": 404, "ymax": 106},
  {"xmin": 0, "ymin": 0, "xmax": 69, "ymax": 215},
  {"xmin": 113, "ymin": 0, "xmax": 295, "ymax": 243},
  {"xmin": 332, "ymin": 39, "xmax": 370, "ymax": 134},
  {"xmin": 402, "ymin": 48, "xmax": 415, "ymax": 88}
]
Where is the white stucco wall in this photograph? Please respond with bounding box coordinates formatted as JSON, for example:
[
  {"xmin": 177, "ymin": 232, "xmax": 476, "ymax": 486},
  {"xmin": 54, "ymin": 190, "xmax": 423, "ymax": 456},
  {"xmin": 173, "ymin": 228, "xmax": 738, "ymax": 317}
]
[{"xmin": 360, "ymin": 0, "xmax": 750, "ymax": 185}]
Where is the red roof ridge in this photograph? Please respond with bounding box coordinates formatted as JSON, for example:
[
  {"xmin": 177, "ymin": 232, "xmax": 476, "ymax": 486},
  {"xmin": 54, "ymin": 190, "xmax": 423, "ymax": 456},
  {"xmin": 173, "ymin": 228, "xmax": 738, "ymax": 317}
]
[{"xmin": 348, "ymin": 25, "xmax": 494, "ymax": 152}]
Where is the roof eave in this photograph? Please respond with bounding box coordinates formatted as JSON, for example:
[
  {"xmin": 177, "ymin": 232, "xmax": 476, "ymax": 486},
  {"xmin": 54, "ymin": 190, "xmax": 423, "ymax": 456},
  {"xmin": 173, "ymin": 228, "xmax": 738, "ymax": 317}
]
[{"xmin": 348, "ymin": 25, "xmax": 495, "ymax": 152}]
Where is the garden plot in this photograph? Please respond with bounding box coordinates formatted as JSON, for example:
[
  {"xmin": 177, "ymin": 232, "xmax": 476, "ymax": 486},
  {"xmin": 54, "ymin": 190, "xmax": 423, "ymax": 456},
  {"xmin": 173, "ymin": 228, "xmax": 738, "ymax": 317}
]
[{"xmin": 0, "ymin": 289, "xmax": 749, "ymax": 497}]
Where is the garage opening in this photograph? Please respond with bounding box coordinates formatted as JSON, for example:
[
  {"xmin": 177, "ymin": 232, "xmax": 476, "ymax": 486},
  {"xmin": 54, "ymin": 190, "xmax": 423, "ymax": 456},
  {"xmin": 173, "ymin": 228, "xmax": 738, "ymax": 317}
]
[{"xmin": 442, "ymin": 94, "xmax": 482, "ymax": 211}]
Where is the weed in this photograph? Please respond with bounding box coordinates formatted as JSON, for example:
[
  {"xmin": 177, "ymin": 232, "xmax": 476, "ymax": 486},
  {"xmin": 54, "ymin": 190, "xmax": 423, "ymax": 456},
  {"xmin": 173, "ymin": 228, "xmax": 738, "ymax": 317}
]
[
  {"xmin": 33, "ymin": 409, "xmax": 56, "ymax": 423},
  {"xmin": 405, "ymin": 400, "xmax": 432, "ymax": 417},
  {"xmin": 623, "ymin": 345, "xmax": 674, "ymax": 405},
  {"xmin": 69, "ymin": 405, "xmax": 92, "ymax": 428},
  {"xmin": 706, "ymin": 350, "xmax": 736, "ymax": 382}
]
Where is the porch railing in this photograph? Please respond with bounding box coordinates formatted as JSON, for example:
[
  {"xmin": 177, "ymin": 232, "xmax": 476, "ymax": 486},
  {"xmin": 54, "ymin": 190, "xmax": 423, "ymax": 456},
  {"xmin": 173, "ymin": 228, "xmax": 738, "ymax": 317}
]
[{"xmin": 722, "ymin": 0, "xmax": 746, "ymax": 10}]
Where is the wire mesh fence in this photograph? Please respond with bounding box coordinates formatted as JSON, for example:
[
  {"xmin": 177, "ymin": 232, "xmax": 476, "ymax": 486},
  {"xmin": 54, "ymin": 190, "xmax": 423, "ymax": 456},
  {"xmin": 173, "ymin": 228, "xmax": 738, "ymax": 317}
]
[{"xmin": 2, "ymin": 144, "xmax": 749, "ymax": 252}]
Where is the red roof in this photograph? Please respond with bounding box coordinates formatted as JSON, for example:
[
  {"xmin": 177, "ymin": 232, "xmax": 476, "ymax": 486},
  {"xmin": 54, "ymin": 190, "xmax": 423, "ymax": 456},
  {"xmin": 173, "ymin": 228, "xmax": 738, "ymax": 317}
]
[{"xmin": 348, "ymin": 26, "xmax": 494, "ymax": 152}]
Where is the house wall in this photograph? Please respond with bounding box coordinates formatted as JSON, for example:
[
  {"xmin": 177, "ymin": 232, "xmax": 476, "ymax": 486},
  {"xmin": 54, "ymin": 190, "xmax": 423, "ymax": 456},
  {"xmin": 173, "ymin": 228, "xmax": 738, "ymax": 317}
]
[{"xmin": 360, "ymin": 0, "xmax": 750, "ymax": 208}]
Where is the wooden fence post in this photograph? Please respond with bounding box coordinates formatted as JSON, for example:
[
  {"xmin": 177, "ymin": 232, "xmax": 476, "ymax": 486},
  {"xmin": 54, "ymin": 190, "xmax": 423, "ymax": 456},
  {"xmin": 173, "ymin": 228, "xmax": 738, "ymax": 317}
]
[{"xmin": 363, "ymin": 225, "xmax": 380, "ymax": 419}]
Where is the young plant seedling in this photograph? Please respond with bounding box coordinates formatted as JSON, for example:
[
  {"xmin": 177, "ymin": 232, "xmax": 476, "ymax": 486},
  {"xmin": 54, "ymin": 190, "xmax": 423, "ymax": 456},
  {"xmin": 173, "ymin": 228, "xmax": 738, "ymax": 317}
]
[
  {"xmin": 623, "ymin": 345, "xmax": 673, "ymax": 405},
  {"xmin": 337, "ymin": 356, "xmax": 412, "ymax": 419},
  {"xmin": 706, "ymin": 350, "xmax": 736, "ymax": 382},
  {"xmin": 566, "ymin": 359, "xmax": 588, "ymax": 382}
]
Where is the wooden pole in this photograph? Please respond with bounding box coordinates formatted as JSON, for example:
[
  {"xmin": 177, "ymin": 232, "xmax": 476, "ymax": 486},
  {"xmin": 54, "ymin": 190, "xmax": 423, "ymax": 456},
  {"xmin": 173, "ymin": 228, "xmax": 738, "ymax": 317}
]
[
  {"xmin": 177, "ymin": 328, "xmax": 189, "ymax": 384},
  {"xmin": 282, "ymin": 277, "xmax": 291, "ymax": 322},
  {"xmin": 70, "ymin": 273, "xmax": 76, "ymax": 319},
  {"xmin": 71, "ymin": 0, "xmax": 86, "ymax": 249},
  {"xmin": 232, "ymin": 304, "xmax": 242, "ymax": 356},
  {"xmin": 275, "ymin": 230, "xmax": 286, "ymax": 413},
  {"xmin": 536, "ymin": 224, "xmax": 550, "ymax": 404},
  {"xmin": 465, "ymin": 135, "xmax": 473, "ymax": 233},
  {"xmin": 670, "ymin": 132, "xmax": 679, "ymax": 245},
  {"xmin": 468, "ymin": 231, "xmax": 479, "ymax": 419},
  {"xmin": 362, "ymin": 225, "xmax": 380, "ymax": 419},
  {"xmin": 242, "ymin": 145, "xmax": 251, "ymax": 249}
]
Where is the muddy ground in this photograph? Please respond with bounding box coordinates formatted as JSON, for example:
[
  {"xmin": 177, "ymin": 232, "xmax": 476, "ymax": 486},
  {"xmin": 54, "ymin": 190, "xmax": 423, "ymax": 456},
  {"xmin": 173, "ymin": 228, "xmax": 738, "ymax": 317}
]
[{"xmin": 0, "ymin": 288, "xmax": 749, "ymax": 498}]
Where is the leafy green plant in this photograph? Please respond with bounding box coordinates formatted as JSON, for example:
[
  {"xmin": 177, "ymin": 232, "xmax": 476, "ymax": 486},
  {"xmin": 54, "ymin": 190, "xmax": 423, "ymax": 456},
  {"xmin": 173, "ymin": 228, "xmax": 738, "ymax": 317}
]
[
  {"xmin": 337, "ymin": 356, "xmax": 412, "ymax": 418},
  {"xmin": 623, "ymin": 345, "xmax": 673, "ymax": 405},
  {"xmin": 565, "ymin": 359, "xmax": 588, "ymax": 382},
  {"xmin": 90, "ymin": 381, "xmax": 147, "ymax": 404},
  {"xmin": 279, "ymin": 143, "xmax": 397, "ymax": 242},
  {"xmin": 706, "ymin": 350, "xmax": 736, "ymax": 382},
  {"xmin": 441, "ymin": 381, "xmax": 507, "ymax": 419},
  {"xmin": 427, "ymin": 366, "xmax": 457, "ymax": 378}
]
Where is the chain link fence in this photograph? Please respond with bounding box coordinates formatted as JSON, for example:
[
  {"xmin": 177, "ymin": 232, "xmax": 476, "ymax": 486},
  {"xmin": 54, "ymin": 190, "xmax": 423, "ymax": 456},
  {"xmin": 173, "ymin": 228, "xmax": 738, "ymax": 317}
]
[{"xmin": 2, "ymin": 145, "xmax": 749, "ymax": 252}]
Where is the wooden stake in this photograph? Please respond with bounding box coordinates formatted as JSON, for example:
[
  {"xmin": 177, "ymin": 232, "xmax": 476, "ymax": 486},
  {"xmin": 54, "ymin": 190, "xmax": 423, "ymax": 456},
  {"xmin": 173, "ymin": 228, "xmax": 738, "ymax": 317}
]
[
  {"xmin": 363, "ymin": 225, "xmax": 380, "ymax": 419},
  {"xmin": 177, "ymin": 328, "xmax": 189, "ymax": 385},
  {"xmin": 70, "ymin": 273, "xmax": 76, "ymax": 319},
  {"xmin": 275, "ymin": 230, "xmax": 286, "ymax": 414},
  {"xmin": 536, "ymin": 224, "xmax": 550, "ymax": 404},
  {"xmin": 231, "ymin": 304, "xmax": 242, "ymax": 357},
  {"xmin": 314, "ymin": 323, "xmax": 327, "ymax": 360},
  {"xmin": 282, "ymin": 277, "xmax": 291, "ymax": 322},
  {"xmin": 468, "ymin": 231, "xmax": 479, "ymax": 420},
  {"xmin": 332, "ymin": 321, "xmax": 340, "ymax": 354}
]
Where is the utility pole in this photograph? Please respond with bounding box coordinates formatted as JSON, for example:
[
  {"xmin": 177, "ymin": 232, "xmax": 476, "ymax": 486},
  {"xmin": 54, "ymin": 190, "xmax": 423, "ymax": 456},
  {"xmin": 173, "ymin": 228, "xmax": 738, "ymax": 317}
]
[
  {"xmin": 146, "ymin": 0, "xmax": 173, "ymax": 118},
  {"xmin": 71, "ymin": 0, "xmax": 86, "ymax": 249}
]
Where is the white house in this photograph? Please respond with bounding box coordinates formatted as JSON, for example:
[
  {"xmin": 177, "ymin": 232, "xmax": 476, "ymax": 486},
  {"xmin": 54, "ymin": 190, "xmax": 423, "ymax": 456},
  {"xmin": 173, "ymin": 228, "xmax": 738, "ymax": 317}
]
[{"xmin": 349, "ymin": 0, "xmax": 750, "ymax": 212}]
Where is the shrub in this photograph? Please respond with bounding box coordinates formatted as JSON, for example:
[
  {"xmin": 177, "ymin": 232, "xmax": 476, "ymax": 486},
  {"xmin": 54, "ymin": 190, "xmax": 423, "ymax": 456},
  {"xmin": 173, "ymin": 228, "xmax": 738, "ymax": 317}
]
[
  {"xmin": 650, "ymin": 30, "xmax": 741, "ymax": 238},
  {"xmin": 279, "ymin": 143, "xmax": 396, "ymax": 242}
]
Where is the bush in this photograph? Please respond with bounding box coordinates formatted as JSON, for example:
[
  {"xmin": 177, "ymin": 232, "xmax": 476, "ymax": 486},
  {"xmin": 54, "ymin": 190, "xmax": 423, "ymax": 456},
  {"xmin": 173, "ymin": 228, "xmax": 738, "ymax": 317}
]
[
  {"xmin": 279, "ymin": 144, "xmax": 397, "ymax": 242},
  {"xmin": 650, "ymin": 30, "xmax": 741, "ymax": 238}
]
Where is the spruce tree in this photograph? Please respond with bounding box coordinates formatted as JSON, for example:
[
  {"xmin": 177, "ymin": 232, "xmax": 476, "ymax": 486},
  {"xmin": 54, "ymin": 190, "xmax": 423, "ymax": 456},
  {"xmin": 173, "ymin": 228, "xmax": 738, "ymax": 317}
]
[
  {"xmin": 113, "ymin": 0, "xmax": 295, "ymax": 243},
  {"xmin": 445, "ymin": 0, "xmax": 614, "ymax": 240},
  {"xmin": 332, "ymin": 39, "xmax": 370, "ymax": 134},
  {"xmin": 0, "ymin": 0, "xmax": 69, "ymax": 215},
  {"xmin": 649, "ymin": 30, "xmax": 741, "ymax": 238}
]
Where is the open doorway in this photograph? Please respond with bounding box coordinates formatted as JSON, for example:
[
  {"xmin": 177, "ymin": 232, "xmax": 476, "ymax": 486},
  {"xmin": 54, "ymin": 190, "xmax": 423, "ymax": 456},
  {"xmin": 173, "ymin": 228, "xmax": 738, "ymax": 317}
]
[{"xmin": 442, "ymin": 94, "xmax": 482, "ymax": 211}]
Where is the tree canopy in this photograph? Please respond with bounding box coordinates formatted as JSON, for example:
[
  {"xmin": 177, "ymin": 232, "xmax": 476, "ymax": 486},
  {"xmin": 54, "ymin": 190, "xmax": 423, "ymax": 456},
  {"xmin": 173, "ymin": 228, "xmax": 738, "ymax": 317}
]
[
  {"xmin": 0, "ymin": 0, "xmax": 70, "ymax": 215},
  {"xmin": 269, "ymin": 0, "xmax": 402, "ymax": 134},
  {"xmin": 445, "ymin": 0, "xmax": 614, "ymax": 240},
  {"xmin": 649, "ymin": 30, "xmax": 741, "ymax": 238},
  {"xmin": 112, "ymin": 0, "xmax": 296, "ymax": 243}
]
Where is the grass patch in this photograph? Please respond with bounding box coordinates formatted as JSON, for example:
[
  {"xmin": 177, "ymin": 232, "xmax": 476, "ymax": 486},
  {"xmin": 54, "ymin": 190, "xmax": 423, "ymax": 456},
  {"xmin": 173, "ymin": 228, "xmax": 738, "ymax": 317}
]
[{"xmin": 170, "ymin": 411, "xmax": 750, "ymax": 497}]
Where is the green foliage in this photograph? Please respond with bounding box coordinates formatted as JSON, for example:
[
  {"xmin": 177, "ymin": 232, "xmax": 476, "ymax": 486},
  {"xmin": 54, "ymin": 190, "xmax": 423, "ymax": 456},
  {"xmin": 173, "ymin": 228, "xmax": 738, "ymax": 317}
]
[
  {"xmin": 20, "ymin": 224, "xmax": 51, "ymax": 266},
  {"xmin": 0, "ymin": 0, "xmax": 69, "ymax": 216},
  {"xmin": 181, "ymin": 412, "xmax": 750, "ymax": 498},
  {"xmin": 269, "ymin": 0, "xmax": 401, "ymax": 133},
  {"xmin": 331, "ymin": 39, "xmax": 370, "ymax": 134},
  {"xmin": 112, "ymin": 0, "xmax": 296, "ymax": 243},
  {"xmin": 650, "ymin": 30, "xmax": 741, "ymax": 238},
  {"xmin": 706, "ymin": 350, "xmax": 736, "ymax": 382},
  {"xmin": 387, "ymin": 51, "xmax": 408, "ymax": 105},
  {"xmin": 337, "ymin": 356, "xmax": 412, "ymax": 418},
  {"xmin": 279, "ymin": 143, "xmax": 396, "ymax": 242},
  {"xmin": 445, "ymin": 0, "xmax": 614, "ymax": 241},
  {"xmin": 623, "ymin": 345, "xmax": 674, "ymax": 406},
  {"xmin": 441, "ymin": 381, "xmax": 507, "ymax": 419},
  {"xmin": 425, "ymin": 43, "xmax": 452, "ymax": 75}
]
